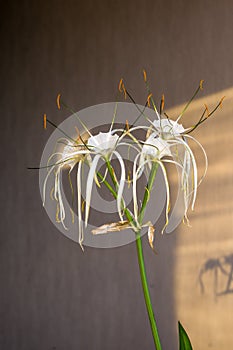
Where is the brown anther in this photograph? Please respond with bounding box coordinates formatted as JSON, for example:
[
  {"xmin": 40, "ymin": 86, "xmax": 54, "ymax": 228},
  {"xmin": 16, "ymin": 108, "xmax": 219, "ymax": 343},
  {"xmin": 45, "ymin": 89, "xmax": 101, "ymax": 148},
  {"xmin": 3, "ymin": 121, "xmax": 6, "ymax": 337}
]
[
  {"xmin": 125, "ymin": 119, "xmax": 129, "ymax": 131},
  {"xmin": 143, "ymin": 69, "xmax": 147, "ymax": 82},
  {"xmin": 199, "ymin": 80, "xmax": 204, "ymax": 90},
  {"xmin": 161, "ymin": 94, "xmax": 165, "ymax": 111},
  {"xmin": 147, "ymin": 93, "xmax": 152, "ymax": 107},
  {"xmin": 81, "ymin": 200, "xmax": 85, "ymax": 213},
  {"xmin": 43, "ymin": 114, "xmax": 47, "ymax": 129},
  {"xmin": 122, "ymin": 83, "xmax": 127, "ymax": 100},
  {"xmin": 118, "ymin": 78, "xmax": 123, "ymax": 92},
  {"xmin": 56, "ymin": 93, "xmax": 61, "ymax": 110},
  {"xmin": 204, "ymin": 104, "xmax": 210, "ymax": 117}
]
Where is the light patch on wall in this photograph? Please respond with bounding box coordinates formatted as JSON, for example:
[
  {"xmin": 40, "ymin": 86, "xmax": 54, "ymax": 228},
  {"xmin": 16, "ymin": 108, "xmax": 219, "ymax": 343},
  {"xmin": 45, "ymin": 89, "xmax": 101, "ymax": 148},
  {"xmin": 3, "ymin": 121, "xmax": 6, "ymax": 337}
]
[{"xmin": 167, "ymin": 87, "xmax": 233, "ymax": 349}]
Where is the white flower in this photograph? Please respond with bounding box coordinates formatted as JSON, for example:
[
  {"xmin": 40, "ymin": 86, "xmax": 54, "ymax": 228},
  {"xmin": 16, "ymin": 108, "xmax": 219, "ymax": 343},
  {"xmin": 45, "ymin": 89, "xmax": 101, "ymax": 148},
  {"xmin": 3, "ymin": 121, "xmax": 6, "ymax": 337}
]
[
  {"xmin": 152, "ymin": 119, "xmax": 185, "ymax": 138},
  {"xmin": 140, "ymin": 133, "xmax": 172, "ymax": 159},
  {"xmin": 132, "ymin": 133, "xmax": 173, "ymax": 230},
  {"xmin": 87, "ymin": 132, "xmax": 119, "ymax": 156},
  {"xmin": 85, "ymin": 131, "xmax": 126, "ymax": 227},
  {"xmin": 42, "ymin": 137, "xmax": 90, "ymax": 248},
  {"xmin": 152, "ymin": 116, "xmax": 207, "ymax": 219},
  {"xmin": 131, "ymin": 114, "xmax": 207, "ymax": 232}
]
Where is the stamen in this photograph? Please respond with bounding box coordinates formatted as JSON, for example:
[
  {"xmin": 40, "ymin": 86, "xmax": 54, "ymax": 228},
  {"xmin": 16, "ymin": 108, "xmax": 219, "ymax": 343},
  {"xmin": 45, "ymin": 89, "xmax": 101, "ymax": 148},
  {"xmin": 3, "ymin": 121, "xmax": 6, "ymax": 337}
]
[
  {"xmin": 43, "ymin": 114, "xmax": 47, "ymax": 129},
  {"xmin": 147, "ymin": 93, "xmax": 152, "ymax": 107},
  {"xmin": 199, "ymin": 80, "xmax": 204, "ymax": 90},
  {"xmin": 160, "ymin": 94, "xmax": 165, "ymax": 113},
  {"xmin": 118, "ymin": 78, "xmax": 127, "ymax": 99},
  {"xmin": 81, "ymin": 199, "xmax": 85, "ymax": 213},
  {"xmin": 122, "ymin": 83, "xmax": 127, "ymax": 100},
  {"xmin": 204, "ymin": 104, "xmax": 210, "ymax": 117},
  {"xmin": 56, "ymin": 93, "xmax": 61, "ymax": 110},
  {"xmin": 143, "ymin": 69, "xmax": 147, "ymax": 82},
  {"xmin": 118, "ymin": 78, "xmax": 123, "ymax": 92},
  {"xmin": 125, "ymin": 119, "xmax": 129, "ymax": 131}
]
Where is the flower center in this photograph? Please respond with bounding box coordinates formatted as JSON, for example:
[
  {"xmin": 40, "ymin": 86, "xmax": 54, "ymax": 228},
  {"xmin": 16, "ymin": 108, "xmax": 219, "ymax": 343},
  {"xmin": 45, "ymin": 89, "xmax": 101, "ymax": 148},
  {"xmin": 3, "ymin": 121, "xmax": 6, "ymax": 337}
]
[
  {"xmin": 87, "ymin": 132, "xmax": 118, "ymax": 156},
  {"xmin": 142, "ymin": 135, "xmax": 171, "ymax": 160},
  {"xmin": 153, "ymin": 119, "xmax": 185, "ymax": 139}
]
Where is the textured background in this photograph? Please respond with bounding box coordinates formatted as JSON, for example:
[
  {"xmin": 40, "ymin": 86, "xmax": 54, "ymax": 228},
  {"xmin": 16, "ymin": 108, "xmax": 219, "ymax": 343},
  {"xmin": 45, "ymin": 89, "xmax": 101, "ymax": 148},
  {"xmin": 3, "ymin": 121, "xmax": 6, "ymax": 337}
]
[{"xmin": 1, "ymin": 0, "xmax": 233, "ymax": 349}]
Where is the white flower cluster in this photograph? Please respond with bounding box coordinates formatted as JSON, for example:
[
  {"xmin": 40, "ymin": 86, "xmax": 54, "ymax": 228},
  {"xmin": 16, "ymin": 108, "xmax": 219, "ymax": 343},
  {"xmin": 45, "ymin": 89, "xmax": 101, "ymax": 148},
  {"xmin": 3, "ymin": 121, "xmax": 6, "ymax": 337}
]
[{"xmin": 42, "ymin": 107, "xmax": 207, "ymax": 249}]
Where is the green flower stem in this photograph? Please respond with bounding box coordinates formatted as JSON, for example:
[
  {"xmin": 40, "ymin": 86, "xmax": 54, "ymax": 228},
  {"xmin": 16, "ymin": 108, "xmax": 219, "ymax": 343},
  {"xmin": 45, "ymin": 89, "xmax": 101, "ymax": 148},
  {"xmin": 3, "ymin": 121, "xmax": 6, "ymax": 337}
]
[
  {"xmin": 96, "ymin": 171, "xmax": 135, "ymax": 227},
  {"xmin": 136, "ymin": 162, "xmax": 162, "ymax": 350},
  {"xmin": 135, "ymin": 232, "xmax": 162, "ymax": 350},
  {"xmin": 99, "ymin": 161, "xmax": 162, "ymax": 349},
  {"xmin": 138, "ymin": 163, "xmax": 159, "ymax": 226},
  {"xmin": 105, "ymin": 159, "xmax": 137, "ymax": 228}
]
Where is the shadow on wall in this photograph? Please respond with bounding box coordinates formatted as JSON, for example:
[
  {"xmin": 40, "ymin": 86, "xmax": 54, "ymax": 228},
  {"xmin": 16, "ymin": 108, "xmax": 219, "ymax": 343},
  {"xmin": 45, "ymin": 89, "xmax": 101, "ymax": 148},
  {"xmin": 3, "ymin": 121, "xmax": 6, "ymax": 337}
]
[{"xmin": 199, "ymin": 253, "xmax": 233, "ymax": 297}]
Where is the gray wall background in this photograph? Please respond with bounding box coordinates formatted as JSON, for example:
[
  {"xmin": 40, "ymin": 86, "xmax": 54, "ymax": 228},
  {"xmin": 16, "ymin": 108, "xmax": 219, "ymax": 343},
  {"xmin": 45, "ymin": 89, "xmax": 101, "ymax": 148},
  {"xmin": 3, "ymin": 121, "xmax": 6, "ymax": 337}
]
[{"xmin": 1, "ymin": 1, "xmax": 233, "ymax": 349}]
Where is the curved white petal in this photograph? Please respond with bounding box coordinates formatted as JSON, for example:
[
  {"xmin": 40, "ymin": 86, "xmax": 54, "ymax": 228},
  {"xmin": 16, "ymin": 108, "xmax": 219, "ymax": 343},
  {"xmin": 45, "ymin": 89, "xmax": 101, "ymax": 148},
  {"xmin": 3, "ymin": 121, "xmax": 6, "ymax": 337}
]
[
  {"xmin": 184, "ymin": 134, "xmax": 208, "ymax": 185},
  {"xmin": 56, "ymin": 169, "xmax": 68, "ymax": 230},
  {"xmin": 132, "ymin": 153, "xmax": 141, "ymax": 220},
  {"xmin": 77, "ymin": 160, "xmax": 84, "ymax": 250},
  {"xmin": 175, "ymin": 138, "xmax": 198, "ymax": 210},
  {"xmin": 158, "ymin": 161, "xmax": 170, "ymax": 234},
  {"xmin": 113, "ymin": 151, "xmax": 126, "ymax": 222},
  {"xmin": 85, "ymin": 154, "xmax": 101, "ymax": 226},
  {"xmin": 42, "ymin": 165, "xmax": 56, "ymax": 206}
]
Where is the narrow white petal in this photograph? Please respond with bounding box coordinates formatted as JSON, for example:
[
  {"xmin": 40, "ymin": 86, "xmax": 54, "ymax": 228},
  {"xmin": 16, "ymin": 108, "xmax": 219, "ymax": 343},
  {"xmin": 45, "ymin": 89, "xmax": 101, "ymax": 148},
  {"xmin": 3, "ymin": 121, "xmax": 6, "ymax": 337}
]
[
  {"xmin": 42, "ymin": 165, "xmax": 56, "ymax": 206},
  {"xmin": 113, "ymin": 151, "xmax": 126, "ymax": 222},
  {"xmin": 170, "ymin": 137, "xmax": 198, "ymax": 210},
  {"xmin": 54, "ymin": 169, "xmax": 59, "ymax": 201},
  {"xmin": 57, "ymin": 169, "xmax": 68, "ymax": 230},
  {"xmin": 158, "ymin": 161, "xmax": 170, "ymax": 234},
  {"xmin": 85, "ymin": 155, "xmax": 101, "ymax": 226},
  {"xmin": 132, "ymin": 153, "xmax": 141, "ymax": 220},
  {"xmin": 77, "ymin": 161, "xmax": 84, "ymax": 250},
  {"xmin": 185, "ymin": 134, "xmax": 208, "ymax": 185},
  {"xmin": 181, "ymin": 140, "xmax": 198, "ymax": 210}
]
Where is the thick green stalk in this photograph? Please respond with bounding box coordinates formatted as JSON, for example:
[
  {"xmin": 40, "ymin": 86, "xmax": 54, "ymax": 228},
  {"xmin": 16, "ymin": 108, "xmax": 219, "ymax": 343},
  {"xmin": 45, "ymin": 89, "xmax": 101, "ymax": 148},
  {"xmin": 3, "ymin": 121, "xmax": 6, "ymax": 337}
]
[
  {"xmin": 135, "ymin": 232, "xmax": 162, "ymax": 350},
  {"xmin": 136, "ymin": 162, "xmax": 162, "ymax": 350},
  {"xmin": 96, "ymin": 170, "xmax": 135, "ymax": 227},
  {"xmin": 138, "ymin": 163, "xmax": 159, "ymax": 226},
  {"xmin": 100, "ymin": 160, "xmax": 162, "ymax": 349}
]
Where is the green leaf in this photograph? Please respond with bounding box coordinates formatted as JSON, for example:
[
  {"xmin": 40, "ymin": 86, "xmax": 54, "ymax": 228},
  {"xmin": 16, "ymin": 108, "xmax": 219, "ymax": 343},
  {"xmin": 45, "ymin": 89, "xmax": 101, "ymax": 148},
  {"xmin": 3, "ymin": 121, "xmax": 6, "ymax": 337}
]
[{"xmin": 178, "ymin": 321, "xmax": 193, "ymax": 350}]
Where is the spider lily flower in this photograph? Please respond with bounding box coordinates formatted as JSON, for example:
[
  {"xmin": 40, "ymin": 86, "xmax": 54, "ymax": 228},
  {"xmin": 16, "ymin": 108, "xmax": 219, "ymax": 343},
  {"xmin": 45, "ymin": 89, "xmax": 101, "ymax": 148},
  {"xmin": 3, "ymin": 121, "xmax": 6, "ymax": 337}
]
[
  {"xmin": 85, "ymin": 131, "xmax": 126, "ymax": 226},
  {"xmin": 132, "ymin": 133, "xmax": 174, "ymax": 231},
  {"xmin": 42, "ymin": 137, "xmax": 91, "ymax": 247},
  {"xmin": 151, "ymin": 116, "xmax": 208, "ymax": 214},
  {"xmin": 131, "ymin": 113, "xmax": 207, "ymax": 233},
  {"xmin": 42, "ymin": 125, "xmax": 129, "ymax": 249},
  {"xmin": 152, "ymin": 118, "xmax": 186, "ymax": 138}
]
